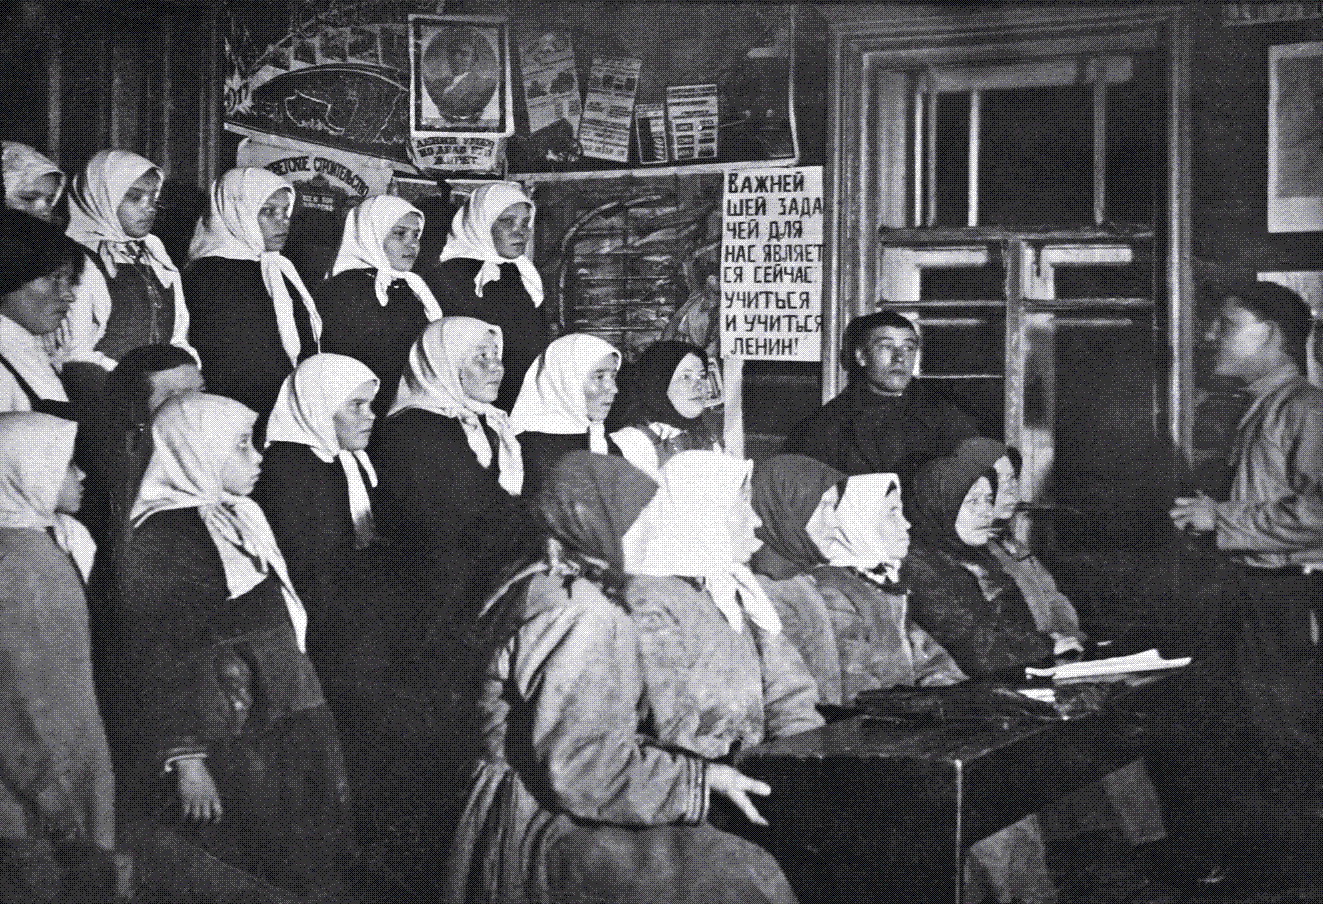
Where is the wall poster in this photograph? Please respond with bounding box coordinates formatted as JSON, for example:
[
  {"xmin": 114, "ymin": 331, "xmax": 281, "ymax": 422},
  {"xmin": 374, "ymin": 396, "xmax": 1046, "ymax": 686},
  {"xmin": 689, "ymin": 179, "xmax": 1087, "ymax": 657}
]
[
  {"xmin": 1268, "ymin": 41, "xmax": 1323, "ymax": 233},
  {"xmin": 408, "ymin": 15, "xmax": 513, "ymax": 137}
]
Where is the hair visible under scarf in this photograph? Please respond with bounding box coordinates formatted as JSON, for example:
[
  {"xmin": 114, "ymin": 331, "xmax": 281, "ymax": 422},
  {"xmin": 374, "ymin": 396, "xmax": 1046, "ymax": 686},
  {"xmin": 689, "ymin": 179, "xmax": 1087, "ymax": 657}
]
[
  {"xmin": 188, "ymin": 166, "xmax": 322, "ymax": 366},
  {"xmin": 437, "ymin": 181, "xmax": 543, "ymax": 306},
  {"xmin": 607, "ymin": 340, "xmax": 710, "ymax": 433},
  {"xmin": 2, "ymin": 142, "xmax": 65, "ymax": 211},
  {"xmin": 265, "ymin": 354, "xmax": 381, "ymax": 548},
  {"xmin": 623, "ymin": 450, "xmax": 781, "ymax": 633},
  {"xmin": 908, "ymin": 436, "xmax": 1006, "ymax": 555},
  {"xmin": 66, "ymin": 149, "xmax": 179, "ymax": 288},
  {"xmin": 131, "ymin": 391, "xmax": 309, "ymax": 651},
  {"xmin": 0, "ymin": 411, "xmax": 96, "ymax": 581},
  {"xmin": 509, "ymin": 332, "xmax": 620, "ymax": 452},
  {"xmin": 331, "ymin": 194, "xmax": 443, "ymax": 320},
  {"xmin": 391, "ymin": 316, "xmax": 523, "ymax": 495},
  {"xmin": 750, "ymin": 453, "xmax": 846, "ymax": 579}
]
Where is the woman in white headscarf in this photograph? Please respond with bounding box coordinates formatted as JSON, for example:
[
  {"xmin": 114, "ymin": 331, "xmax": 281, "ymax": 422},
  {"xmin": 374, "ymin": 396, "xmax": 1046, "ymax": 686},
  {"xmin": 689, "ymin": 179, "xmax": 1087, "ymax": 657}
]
[
  {"xmin": 109, "ymin": 391, "xmax": 352, "ymax": 898},
  {"xmin": 421, "ymin": 181, "xmax": 546, "ymax": 412},
  {"xmin": 0, "ymin": 412, "xmax": 117, "ymax": 901},
  {"xmin": 2, "ymin": 141, "xmax": 64, "ymax": 223},
  {"xmin": 318, "ymin": 195, "xmax": 442, "ymax": 417},
  {"xmin": 59, "ymin": 149, "xmax": 193, "ymax": 374},
  {"xmin": 252, "ymin": 353, "xmax": 379, "ymax": 651},
  {"xmin": 373, "ymin": 316, "xmax": 537, "ymax": 612},
  {"xmin": 185, "ymin": 166, "xmax": 322, "ymax": 426},
  {"xmin": 510, "ymin": 331, "xmax": 621, "ymax": 498}
]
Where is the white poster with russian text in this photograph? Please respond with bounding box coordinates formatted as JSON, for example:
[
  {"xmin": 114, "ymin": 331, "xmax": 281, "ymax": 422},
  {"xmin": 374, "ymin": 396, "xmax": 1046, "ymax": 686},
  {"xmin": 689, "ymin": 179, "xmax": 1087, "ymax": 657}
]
[{"xmin": 720, "ymin": 166, "xmax": 823, "ymax": 361}]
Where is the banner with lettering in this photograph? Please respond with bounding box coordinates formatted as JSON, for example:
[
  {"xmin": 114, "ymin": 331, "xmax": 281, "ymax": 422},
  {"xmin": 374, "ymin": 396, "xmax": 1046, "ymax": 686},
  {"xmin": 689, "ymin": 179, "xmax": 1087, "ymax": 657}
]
[{"xmin": 720, "ymin": 165, "xmax": 823, "ymax": 361}]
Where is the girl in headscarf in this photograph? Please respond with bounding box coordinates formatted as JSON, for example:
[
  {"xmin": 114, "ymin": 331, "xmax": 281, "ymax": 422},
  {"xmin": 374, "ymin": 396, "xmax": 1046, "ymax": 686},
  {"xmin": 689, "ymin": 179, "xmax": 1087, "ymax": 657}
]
[
  {"xmin": 905, "ymin": 437, "xmax": 1052, "ymax": 677},
  {"xmin": 0, "ymin": 412, "xmax": 117, "ymax": 901},
  {"xmin": 185, "ymin": 166, "xmax": 322, "ymax": 426},
  {"xmin": 373, "ymin": 317, "xmax": 536, "ymax": 614},
  {"xmin": 317, "ymin": 195, "xmax": 443, "ymax": 417},
  {"xmin": 608, "ymin": 339, "xmax": 722, "ymax": 478},
  {"xmin": 448, "ymin": 450, "xmax": 809, "ymax": 904},
  {"xmin": 253, "ymin": 353, "xmax": 379, "ymax": 652},
  {"xmin": 510, "ymin": 331, "xmax": 621, "ymax": 498},
  {"xmin": 108, "ymin": 392, "xmax": 352, "ymax": 898},
  {"xmin": 421, "ymin": 181, "xmax": 547, "ymax": 411},
  {"xmin": 60, "ymin": 149, "xmax": 194, "ymax": 375},
  {"xmin": 2, "ymin": 141, "xmax": 64, "ymax": 223}
]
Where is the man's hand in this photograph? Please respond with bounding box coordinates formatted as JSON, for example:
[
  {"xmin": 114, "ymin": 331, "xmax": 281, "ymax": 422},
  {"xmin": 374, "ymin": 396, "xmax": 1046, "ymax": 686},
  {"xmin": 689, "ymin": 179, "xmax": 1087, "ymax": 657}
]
[
  {"xmin": 1170, "ymin": 491, "xmax": 1219, "ymax": 533},
  {"xmin": 175, "ymin": 758, "xmax": 223, "ymax": 823},
  {"xmin": 707, "ymin": 763, "xmax": 771, "ymax": 827}
]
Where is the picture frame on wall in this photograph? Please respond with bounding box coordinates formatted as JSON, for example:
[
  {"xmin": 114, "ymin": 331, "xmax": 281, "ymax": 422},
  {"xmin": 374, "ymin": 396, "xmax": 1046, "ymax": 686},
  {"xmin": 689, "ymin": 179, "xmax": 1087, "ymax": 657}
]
[
  {"xmin": 409, "ymin": 14, "xmax": 513, "ymax": 137},
  {"xmin": 1267, "ymin": 41, "xmax": 1323, "ymax": 232}
]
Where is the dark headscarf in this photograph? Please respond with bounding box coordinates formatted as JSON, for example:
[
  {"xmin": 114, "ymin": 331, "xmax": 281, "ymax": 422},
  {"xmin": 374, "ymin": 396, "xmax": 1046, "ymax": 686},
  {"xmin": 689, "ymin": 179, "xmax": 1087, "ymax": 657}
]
[
  {"xmin": 750, "ymin": 453, "xmax": 846, "ymax": 580},
  {"xmin": 607, "ymin": 340, "xmax": 710, "ymax": 432},
  {"xmin": 535, "ymin": 449, "xmax": 658, "ymax": 570},
  {"xmin": 908, "ymin": 436, "xmax": 1005, "ymax": 554}
]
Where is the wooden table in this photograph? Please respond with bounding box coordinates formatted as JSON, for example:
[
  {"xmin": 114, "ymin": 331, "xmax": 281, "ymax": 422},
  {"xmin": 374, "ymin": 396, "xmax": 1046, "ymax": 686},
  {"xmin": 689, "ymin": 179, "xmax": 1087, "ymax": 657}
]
[{"xmin": 736, "ymin": 675, "xmax": 1172, "ymax": 904}]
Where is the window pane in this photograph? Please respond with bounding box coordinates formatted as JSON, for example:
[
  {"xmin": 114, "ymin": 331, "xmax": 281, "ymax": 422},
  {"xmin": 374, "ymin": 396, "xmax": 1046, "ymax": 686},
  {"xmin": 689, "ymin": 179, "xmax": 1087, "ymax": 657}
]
[
  {"xmin": 979, "ymin": 85, "xmax": 1092, "ymax": 227},
  {"xmin": 932, "ymin": 92, "xmax": 970, "ymax": 227}
]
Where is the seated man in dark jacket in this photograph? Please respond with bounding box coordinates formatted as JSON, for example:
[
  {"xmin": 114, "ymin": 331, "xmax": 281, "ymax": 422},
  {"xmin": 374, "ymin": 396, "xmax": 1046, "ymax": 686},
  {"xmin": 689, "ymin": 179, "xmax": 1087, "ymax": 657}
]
[{"xmin": 782, "ymin": 310, "xmax": 978, "ymax": 486}]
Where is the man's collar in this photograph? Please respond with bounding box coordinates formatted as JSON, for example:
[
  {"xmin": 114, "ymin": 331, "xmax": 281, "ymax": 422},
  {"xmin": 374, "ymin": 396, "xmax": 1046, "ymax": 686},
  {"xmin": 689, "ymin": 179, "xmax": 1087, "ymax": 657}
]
[{"xmin": 1244, "ymin": 361, "xmax": 1301, "ymax": 399}]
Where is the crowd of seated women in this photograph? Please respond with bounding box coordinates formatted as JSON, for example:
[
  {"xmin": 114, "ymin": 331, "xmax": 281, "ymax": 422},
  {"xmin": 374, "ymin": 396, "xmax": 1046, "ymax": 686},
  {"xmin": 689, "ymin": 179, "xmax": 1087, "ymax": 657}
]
[{"xmin": 3, "ymin": 139, "xmax": 1188, "ymax": 904}]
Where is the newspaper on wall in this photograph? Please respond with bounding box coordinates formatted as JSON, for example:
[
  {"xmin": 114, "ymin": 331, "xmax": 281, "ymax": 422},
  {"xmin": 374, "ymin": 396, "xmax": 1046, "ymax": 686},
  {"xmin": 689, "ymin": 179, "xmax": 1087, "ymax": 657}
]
[
  {"xmin": 515, "ymin": 25, "xmax": 582, "ymax": 135},
  {"xmin": 577, "ymin": 57, "xmax": 643, "ymax": 162},
  {"xmin": 634, "ymin": 103, "xmax": 669, "ymax": 164},
  {"xmin": 666, "ymin": 84, "xmax": 719, "ymax": 162}
]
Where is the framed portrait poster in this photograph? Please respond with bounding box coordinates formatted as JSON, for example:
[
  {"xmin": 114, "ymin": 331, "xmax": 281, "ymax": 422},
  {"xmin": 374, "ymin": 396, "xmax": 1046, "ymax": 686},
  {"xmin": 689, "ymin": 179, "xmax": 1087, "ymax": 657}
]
[
  {"xmin": 1268, "ymin": 41, "xmax": 1323, "ymax": 232},
  {"xmin": 409, "ymin": 14, "xmax": 513, "ymax": 137}
]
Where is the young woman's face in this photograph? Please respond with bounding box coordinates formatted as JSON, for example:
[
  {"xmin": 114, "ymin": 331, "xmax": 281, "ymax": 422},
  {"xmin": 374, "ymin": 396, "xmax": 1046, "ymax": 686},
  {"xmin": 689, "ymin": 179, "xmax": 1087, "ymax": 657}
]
[
  {"xmin": 803, "ymin": 484, "xmax": 841, "ymax": 557},
  {"xmin": 954, "ymin": 475, "xmax": 997, "ymax": 547},
  {"xmin": 219, "ymin": 429, "xmax": 263, "ymax": 497},
  {"xmin": 667, "ymin": 353, "xmax": 708, "ymax": 420},
  {"xmin": 7, "ymin": 173, "xmax": 63, "ymax": 222},
  {"xmin": 145, "ymin": 364, "xmax": 205, "ymax": 415},
  {"xmin": 457, "ymin": 336, "xmax": 504, "ymax": 404},
  {"xmin": 56, "ymin": 463, "xmax": 84, "ymax": 514},
  {"xmin": 1, "ymin": 261, "xmax": 78, "ymax": 336},
  {"xmin": 583, "ymin": 354, "xmax": 619, "ymax": 423},
  {"xmin": 383, "ymin": 212, "xmax": 423, "ymax": 271},
  {"xmin": 117, "ymin": 170, "xmax": 161, "ymax": 238},
  {"xmin": 490, "ymin": 202, "xmax": 532, "ymax": 260},
  {"xmin": 256, "ymin": 189, "xmax": 292, "ymax": 252},
  {"xmin": 727, "ymin": 481, "xmax": 763, "ymax": 564},
  {"xmin": 876, "ymin": 487, "xmax": 911, "ymax": 563},
  {"xmin": 332, "ymin": 381, "xmax": 378, "ymax": 451}
]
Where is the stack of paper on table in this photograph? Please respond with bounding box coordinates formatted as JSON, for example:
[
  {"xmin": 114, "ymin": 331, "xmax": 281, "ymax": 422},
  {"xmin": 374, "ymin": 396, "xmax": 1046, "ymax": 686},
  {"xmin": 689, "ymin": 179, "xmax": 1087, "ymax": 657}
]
[{"xmin": 1025, "ymin": 649, "xmax": 1192, "ymax": 681}]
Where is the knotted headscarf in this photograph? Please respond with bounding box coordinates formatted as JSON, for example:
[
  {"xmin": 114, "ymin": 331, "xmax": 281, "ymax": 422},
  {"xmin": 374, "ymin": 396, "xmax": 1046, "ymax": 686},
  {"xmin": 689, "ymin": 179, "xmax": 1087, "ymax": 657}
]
[
  {"xmin": 66, "ymin": 150, "xmax": 181, "ymax": 294},
  {"xmin": 510, "ymin": 332, "xmax": 620, "ymax": 453},
  {"xmin": 2, "ymin": 141, "xmax": 65, "ymax": 214},
  {"xmin": 908, "ymin": 436, "xmax": 1006, "ymax": 555},
  {"xmin": 820, "ymin": 473, "xmax": 906, "ymax": 579},
  {"xmin": 188, "ymin": 166, "xmax": 322, "ymax": 365},
  {"xmin": 537, "ymin": 450, "xmax": 658, "ymax": 571},
  {"xmin": 265, "ymin": 354, "xmax": 380, "ymax": 548},
  {"xmin": 607, "ymin": 339, "xmax": 712, "ymax": 432},
  {"xmin": 391, "ymin": 316, "xmax": 523, "ymax": 495},
  {"xmin": 624, "ymin": 450, "xmax": 781, "ymax": 633},
  {"xmin": 331, "ymin": 194, "xmax": 443, "ymax": 319},
  {"xmin": 437, "ymin": 181, "xmax": 543, "ymax": 305},
  {"xmin": 131, "ymin": 392, "xmax": 309, "ymax": 651},
  {"xmin": 750, "ymin": 453, "xmax": 845, "ymax": 580},
  {"xmin": 0, "ymin": 412, "xmax": 95, "ymax": 581}
]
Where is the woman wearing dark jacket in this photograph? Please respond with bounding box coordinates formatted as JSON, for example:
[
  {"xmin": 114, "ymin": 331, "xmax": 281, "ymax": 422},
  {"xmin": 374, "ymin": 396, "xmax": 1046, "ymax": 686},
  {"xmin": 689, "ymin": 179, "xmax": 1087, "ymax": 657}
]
[
  {"xmin": 183, "ymin": 167, "xmax": 322, "ymax": 425},
  {"xmin": 608, "ymin": 339, "xmax": 722, "ymax": 479},
  {"xmin": 420, "ymin": 181, "xmax": 547, "ymax": 412},
  {"xmin": 905, "ymin": 437, "xmax": 1052, "ymax": 677},
  {"xmin": 372, "ymin": 317, "xmax": 534, "ymax": 614},
  {"xmin": 108, "ymin": 391, "xmax": 352, "ymax": 898},
  {"xmin": 316, "ymin": 195, "xmax": 443, "ymax": 417},
  {"xmin": 253, "ymin": 353, "xmax": 379, "ymax": 656}
]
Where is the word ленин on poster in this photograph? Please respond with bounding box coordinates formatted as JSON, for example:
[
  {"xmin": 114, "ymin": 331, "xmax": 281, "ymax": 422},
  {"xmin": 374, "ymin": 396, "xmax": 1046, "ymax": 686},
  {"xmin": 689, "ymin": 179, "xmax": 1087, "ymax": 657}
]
[{"xmin": 720, "ymin": 165, "xmax": 823, "ymax": 362}]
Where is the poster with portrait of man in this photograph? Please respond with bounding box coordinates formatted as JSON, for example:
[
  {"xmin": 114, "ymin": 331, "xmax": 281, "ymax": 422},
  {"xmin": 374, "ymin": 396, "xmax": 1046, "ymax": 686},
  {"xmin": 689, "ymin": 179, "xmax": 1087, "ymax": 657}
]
[{"xmin": 409, "ymin": 15, "xmax": 513, "ymax": 137}]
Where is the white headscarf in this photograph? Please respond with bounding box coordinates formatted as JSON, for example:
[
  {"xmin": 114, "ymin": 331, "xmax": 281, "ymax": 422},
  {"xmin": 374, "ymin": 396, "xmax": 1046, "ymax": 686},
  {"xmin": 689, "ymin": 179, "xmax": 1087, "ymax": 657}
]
[
  {"xmin": 266, "ymin": 354, "xmax": 380, "ymax": 548},
  {"xmin": 188, "ymin": 167, "xmax": 322, "ymax": 366},
  {"xmin": 623, "ymin": 450, "xmax": 781, "ymax": 633},
  {"xmin": 509, "ymin": 333, "xmax": 620, "ymax": 453},
  {"xmin": 131, "ymin": 392, "xmax": 308, "ymax": 651},
  {"xmin": 818, "ymin": 473, "xmax": 905, "ymax": 580},
  {"xmin": 391, "ymin": 317, "xmax": 523, "ymax": 495},
  {"xmin": 437, "ymin": 181, "xmax": 543, "ymax": 306},
  {"xmin": 331, "ymin": 194, "xmax": 443, "ymax": 320},
  {"xmin": 2, "ymin": 142, "xmax": 65, "ymax": 211},
  {"xmin": 0, "ymin": 412, "xmax": 96, "ymax": 581},
  {"xmin": 66, "ymin": 150, "xmax": 181, "ymax": 294}
]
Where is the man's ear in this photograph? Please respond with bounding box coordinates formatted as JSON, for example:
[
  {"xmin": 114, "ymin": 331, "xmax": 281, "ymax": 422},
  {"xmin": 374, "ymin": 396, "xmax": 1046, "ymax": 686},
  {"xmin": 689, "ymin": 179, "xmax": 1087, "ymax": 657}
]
[{"xmin": 852, "ymin": 345, "xmax": 869, "ymax": 370}]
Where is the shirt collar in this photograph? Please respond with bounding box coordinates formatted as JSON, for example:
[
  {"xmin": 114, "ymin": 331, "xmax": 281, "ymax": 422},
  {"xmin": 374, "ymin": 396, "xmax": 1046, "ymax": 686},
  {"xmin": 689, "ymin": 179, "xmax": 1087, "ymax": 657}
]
[
  {"xmin": 1244, "ymin": 362, "xmax": 1300, "ymax": 400},
  {"xmin": 0, "ymin": 314, "xmax": 45, "ymax": 352}
]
